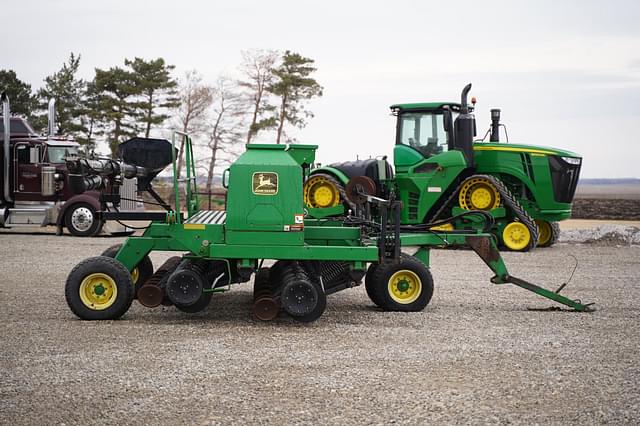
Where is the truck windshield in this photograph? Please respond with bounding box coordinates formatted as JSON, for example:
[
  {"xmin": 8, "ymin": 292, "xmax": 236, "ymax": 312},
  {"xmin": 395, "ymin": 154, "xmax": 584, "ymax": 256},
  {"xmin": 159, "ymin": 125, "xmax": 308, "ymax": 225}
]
[
  {"xmin": 48, "ymin": 146, "xmax": 78, "ymax": 163},
  {"xmin": 398, "ymin": 112, "xmax": 449, "ymax": 157}
]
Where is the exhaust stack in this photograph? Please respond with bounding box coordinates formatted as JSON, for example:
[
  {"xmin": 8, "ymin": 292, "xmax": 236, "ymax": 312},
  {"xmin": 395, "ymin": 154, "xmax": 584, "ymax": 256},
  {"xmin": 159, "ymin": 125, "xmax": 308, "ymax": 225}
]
[
  {"xmin": 47, "ymin": 98, "xmax": 56, "ymax": 137},
  {"xmin": 2, "ymin": 92, "xmax": 12, "ymax": 203},
  {"xmin": 453, "ymin": 83, "xmax": 476, "ymax": 168},
  {"xmin": 490, "ymin": 108, "xmax": 501, "ymax": 142}
]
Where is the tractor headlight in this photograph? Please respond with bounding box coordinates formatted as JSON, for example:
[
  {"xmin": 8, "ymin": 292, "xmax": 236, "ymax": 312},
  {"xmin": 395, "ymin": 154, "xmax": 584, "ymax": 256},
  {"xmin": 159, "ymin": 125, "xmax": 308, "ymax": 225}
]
[{"xmin": 561, "ymin": 156, "xmax": 581, "ymax": 165}]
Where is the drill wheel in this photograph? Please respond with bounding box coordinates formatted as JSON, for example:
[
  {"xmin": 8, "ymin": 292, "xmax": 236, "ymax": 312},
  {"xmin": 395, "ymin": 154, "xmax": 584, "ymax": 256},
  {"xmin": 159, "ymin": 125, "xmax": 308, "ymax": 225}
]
[
  {"xmin": 368, "ymin": 254, "xmax": 434, "ymax": 312},
  {"xmin": 101, "ymin": 244, "xmax": 153, "ymax": 298}
]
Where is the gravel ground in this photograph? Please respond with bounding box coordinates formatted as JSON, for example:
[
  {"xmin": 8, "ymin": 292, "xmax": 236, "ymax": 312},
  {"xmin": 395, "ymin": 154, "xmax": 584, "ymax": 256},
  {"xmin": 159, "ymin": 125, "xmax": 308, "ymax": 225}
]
[{"xmin": 1, "ymin": 231, "xmax": 639, "ymax": 425}]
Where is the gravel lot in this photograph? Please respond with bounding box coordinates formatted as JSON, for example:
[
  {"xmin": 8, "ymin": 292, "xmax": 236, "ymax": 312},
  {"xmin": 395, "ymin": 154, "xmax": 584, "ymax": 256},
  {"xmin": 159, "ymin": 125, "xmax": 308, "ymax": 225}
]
[{"xmin": 1, "ymin": 229, "xmax": 639, "ymax": 425}]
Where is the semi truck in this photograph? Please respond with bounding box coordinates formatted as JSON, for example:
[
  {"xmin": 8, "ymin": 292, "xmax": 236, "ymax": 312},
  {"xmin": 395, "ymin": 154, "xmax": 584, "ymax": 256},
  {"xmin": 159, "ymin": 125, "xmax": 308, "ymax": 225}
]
[{"xmin": 0, "ymin": 92, "xmax": 137, "ymax": 236}]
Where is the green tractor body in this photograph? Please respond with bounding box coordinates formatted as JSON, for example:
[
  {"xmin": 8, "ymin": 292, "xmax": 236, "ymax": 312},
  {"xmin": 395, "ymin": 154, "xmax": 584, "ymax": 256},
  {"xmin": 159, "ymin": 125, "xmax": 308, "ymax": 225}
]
[{"xmin": 305, "ymin": 85, "xmax": 582, "ymax": 251}]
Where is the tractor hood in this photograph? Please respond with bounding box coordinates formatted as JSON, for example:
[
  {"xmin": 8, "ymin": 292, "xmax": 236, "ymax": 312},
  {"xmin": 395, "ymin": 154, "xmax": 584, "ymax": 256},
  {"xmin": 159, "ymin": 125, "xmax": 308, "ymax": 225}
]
[{"xmin": 473, "ymin": 142, "xmax": 581, "ymax": 159}]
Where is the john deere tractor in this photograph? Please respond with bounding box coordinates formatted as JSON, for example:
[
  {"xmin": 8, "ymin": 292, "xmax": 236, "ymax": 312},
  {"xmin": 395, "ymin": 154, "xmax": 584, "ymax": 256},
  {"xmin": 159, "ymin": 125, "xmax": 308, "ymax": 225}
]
[{"xmin": 303, "ymin": 84, "xmax": 582, "ymax": 251}]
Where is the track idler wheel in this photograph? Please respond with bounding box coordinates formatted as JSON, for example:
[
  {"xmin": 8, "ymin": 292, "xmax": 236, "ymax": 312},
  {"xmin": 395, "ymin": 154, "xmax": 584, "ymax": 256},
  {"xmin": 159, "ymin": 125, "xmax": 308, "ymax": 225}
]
[
  {"xmin": 502, "ymin": 221, "xmax": 532, "ymax": 252},
  {"xmin": 536, "ymin": 220, "xmax": 560, "ymax": 248},
  {"xmin": 458, "ymin": 177, "xmax": 501, "ymax": 211},
  {"xmin": 304, "ymin": 173, "xmax": 342, "ymax": 208}
]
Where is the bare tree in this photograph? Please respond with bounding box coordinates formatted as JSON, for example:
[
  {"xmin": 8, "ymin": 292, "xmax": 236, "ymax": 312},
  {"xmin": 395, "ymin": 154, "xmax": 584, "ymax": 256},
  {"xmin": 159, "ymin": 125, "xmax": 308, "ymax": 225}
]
[
  {"xmin": 174, "ymin": 70, "xmax": 213, "ymax": 178},
  {"xmin": 238, "ymin": 49, "xmax": 279, "ymax": 144},
  {"xmin": 204, "ymin": 77, "xmax": 245, "ymax": 193}
]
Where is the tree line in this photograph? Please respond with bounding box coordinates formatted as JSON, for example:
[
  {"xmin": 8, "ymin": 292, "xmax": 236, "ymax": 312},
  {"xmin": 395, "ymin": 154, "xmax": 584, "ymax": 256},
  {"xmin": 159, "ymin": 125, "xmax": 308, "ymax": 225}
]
[{"xmin": 0, "ymin": 50, "xmax": 323, "ymax": 191}]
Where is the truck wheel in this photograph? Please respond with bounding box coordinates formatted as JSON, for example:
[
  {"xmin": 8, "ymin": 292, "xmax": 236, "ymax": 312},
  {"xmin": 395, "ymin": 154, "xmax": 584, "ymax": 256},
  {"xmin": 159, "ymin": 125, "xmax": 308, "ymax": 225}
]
[
  {"xmin": 65, "ymin": 203, "xmax": 103, "ymax": 237},
  {"xmin": 101, "ymin": 244, "xmax": 153, "ymax": 298},
  {"xmin": 368, "ymin": 255, "xmax": 434, "ymax": 312},
  {"xmin": 536, "ymin": 220, "xmax": 560, "ymax": 248},
  {"xmin": 65, "ymin": 256, "xmax": 135, "ymax": 320}
]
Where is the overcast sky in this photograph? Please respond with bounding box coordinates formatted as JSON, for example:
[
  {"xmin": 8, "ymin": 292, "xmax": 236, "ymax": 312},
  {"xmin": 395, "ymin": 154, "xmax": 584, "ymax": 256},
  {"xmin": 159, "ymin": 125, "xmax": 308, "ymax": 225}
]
[{"xmin": 3, "ymin": 0, "xmax": 639, "ymax": 178}]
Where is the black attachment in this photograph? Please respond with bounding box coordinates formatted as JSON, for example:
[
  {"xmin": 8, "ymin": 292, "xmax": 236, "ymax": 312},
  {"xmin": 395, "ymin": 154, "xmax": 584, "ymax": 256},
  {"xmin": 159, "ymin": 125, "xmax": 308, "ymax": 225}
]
[
  {"xmin": 490, "ymin": 108, "xmax": 501, "ymax": 142},
  {"xmin": 453, "ymin": 83, "xmax": 476, "ymax": 168}
]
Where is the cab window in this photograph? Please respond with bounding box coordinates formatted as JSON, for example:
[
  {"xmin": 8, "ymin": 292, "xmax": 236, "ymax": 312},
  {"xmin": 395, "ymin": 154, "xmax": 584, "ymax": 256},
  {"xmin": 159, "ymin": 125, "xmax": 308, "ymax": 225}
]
[
  {"xmin": 398, "ymin": 112, "xmax": 448, "ymax": 157},
  {"xmin": 47, "ymin": 146, "xmax": 77, "ymax": 163}
]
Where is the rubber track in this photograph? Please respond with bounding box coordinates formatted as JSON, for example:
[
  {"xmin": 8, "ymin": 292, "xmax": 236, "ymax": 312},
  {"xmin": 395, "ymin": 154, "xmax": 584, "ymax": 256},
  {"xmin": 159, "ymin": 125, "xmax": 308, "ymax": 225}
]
[{"xmin": 430, "ymin": 174, "xmax": 539, "ymax": 251}]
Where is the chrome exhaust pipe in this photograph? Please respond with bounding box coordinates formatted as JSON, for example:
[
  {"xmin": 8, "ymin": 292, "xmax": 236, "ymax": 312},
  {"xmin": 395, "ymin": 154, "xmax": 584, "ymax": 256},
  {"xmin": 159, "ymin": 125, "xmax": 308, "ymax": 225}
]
[
  {"xmin": 2, "ymin": 91, "xmax": 12, "ymax": 203},
  {"xmin": 47, "ymin": 98, "xmax": 56, "ymax": 137}
]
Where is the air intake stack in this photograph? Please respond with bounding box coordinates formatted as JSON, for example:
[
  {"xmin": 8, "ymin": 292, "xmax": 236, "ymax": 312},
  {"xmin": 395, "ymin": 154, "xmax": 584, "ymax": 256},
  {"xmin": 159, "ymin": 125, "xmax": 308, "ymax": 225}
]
[{"xmin": 453, "ymin": 83, "xmax": 476, "ymax": 168}]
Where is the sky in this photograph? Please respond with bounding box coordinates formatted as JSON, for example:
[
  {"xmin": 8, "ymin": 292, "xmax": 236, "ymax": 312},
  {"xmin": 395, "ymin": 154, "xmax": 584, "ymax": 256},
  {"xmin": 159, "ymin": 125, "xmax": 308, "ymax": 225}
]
[{"xmin": 3, "ymin": 0, "xmax": 640, "ymax": 178}]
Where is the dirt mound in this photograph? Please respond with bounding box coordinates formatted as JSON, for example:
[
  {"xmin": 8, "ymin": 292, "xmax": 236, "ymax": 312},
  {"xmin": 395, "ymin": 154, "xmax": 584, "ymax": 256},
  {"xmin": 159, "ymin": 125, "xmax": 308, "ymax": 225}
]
[
  {"xmin": 572, "ymin": 198, "xmax": 640, "ymax": 220},
  {"xmin": 560, "ymin": 224, "xmax": 640, "ymax": 246}
]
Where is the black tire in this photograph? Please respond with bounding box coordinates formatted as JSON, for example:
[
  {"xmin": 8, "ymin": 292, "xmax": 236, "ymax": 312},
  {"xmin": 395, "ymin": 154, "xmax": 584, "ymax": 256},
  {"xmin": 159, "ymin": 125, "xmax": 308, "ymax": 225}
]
[
  {"xmin": 368, "ymin": 254, "xmax": 434, "ymax": 312},
  {"xmin": 101, "ymin": 244, "xmax": 153, "ymax": 298},
  {"xmin": 65, "ymin": 256, "xmax": 135, "ymax": 320},
  {"xmin": 537, "ymin": 221, "xmax": 561, "ymax": 248},
  {"xmin": 174, "ymin": 292, "xmax": 213, "ymax": 313},
  {"xmin": 286, "ymin": 279, "xmax": 327, "ymax": 323},
  {"xmin": 174, "ymin": 260, "xmax": 227, "ymax": 314},
  {"xmin": 365, "ymin": 262, "xmax": 382, "ymax": 307},
  {"xmin": 65, "ymin": 202, "xmax": 103, "ymax": 237}
]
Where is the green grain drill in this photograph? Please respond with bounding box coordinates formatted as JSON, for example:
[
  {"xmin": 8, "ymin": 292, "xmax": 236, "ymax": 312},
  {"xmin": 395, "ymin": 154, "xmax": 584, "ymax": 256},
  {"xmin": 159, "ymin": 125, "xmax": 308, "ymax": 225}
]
[{"xmin": 64, "ymin": 131, "xmax": 592, "ymax": 323}]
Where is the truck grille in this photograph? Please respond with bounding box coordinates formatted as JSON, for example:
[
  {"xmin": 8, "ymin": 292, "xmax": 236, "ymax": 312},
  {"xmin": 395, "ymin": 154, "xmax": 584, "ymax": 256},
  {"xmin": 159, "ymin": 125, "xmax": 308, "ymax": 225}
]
[
  {"xmin": 119, "ymin": 178, "xmax": 138, "ymax": 210},
  {"xmin": 548, "ymin": 156, "xmax": 581, "ymax": 203}
]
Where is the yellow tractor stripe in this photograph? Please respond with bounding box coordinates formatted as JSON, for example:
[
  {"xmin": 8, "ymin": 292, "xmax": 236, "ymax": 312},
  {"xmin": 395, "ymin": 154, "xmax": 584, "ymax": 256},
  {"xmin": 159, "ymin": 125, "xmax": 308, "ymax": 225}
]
[{"xmin": 473, "ymin": 146, "xmax": 556, "ymax": 156}]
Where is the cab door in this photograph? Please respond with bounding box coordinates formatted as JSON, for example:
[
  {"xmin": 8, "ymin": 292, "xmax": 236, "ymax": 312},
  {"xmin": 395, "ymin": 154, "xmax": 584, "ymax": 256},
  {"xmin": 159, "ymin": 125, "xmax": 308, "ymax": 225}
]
[{"xmin": 14, "ymin": 143, "xmax": 42, "ymax": 195}]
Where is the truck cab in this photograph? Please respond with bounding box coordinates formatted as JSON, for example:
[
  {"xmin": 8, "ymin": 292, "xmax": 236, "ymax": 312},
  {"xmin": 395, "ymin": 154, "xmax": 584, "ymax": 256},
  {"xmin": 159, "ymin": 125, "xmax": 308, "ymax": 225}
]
[{"xmin": 1, "ymin": 94, "xmax": 111, "ymax": 236}]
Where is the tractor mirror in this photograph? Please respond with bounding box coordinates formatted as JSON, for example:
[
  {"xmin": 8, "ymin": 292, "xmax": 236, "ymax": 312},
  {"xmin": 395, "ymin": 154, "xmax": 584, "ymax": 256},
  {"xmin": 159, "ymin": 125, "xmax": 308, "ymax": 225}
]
[{"xmin": 442, "ymin": 108, "xmax": 453, "ymax": 132}]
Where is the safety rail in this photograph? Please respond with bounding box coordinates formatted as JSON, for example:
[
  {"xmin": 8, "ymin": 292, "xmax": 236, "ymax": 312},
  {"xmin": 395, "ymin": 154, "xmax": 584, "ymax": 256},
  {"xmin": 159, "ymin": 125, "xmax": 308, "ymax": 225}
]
[{"xmin": 171, "ymin": 131, "xmax": 199, "ymax": 223}]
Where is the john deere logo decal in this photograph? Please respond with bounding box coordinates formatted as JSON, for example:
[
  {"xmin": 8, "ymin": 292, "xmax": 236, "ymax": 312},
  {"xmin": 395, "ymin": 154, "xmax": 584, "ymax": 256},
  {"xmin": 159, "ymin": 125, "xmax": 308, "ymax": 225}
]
[{"xmin": 252, "ymin": 172, "xmax": 278, "ymax": 195}]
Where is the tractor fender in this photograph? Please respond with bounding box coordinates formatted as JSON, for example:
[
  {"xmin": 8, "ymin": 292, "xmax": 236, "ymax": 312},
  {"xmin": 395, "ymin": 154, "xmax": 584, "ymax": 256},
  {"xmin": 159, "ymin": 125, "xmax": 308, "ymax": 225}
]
[
  {"xmin": 309, "ymin": 166, "xmax": 350, "ymax": 186},
  {"xmin": 56, "ymin": 192, "xmax": 102, "ymax": 227}
]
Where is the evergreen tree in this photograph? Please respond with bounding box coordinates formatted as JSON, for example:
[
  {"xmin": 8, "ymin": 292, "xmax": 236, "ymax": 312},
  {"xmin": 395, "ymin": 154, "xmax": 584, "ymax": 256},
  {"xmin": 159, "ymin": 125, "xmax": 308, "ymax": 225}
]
[
  {"xmin": 37, "ymin": 53, "xmax": 87, "ymax": 137},
  {"xmin": 92, "ymin": 66, "xmax": 141, "ymax": 155},
  {"xmin": 0, "ymin": 69, "xmax": 37, "ymax": 120},
  {"xmin": 76, "ymin": 80, "xmax": 102, "ymax": 151},
  {"xmin": 269, "ymin": 51, "xmax": 323, "ymax": 144},
  {"xmin": 126, "ymin": 57, "xmax": 179, "ymax": 138}
]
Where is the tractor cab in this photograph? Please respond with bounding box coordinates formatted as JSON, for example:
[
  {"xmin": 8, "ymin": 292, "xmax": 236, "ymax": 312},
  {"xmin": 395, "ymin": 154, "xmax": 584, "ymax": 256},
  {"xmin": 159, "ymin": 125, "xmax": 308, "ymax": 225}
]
[
  {"xmin": 391, "ymin": 87, "xmax": 476, "ymax": 172},
  {"xmin": 391, "ymin": 102, "xmax": 462, "ymax": 158}
]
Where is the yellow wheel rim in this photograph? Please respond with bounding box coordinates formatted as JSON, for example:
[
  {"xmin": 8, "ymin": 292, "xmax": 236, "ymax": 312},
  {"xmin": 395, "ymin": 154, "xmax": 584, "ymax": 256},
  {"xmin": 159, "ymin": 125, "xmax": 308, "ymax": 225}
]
[
  {"xmin": 536, "ymin": 220, "xmax": 551, "ymax": 245},
  {"xmin": 430, "ymin": 223, "xmax": 454, "ymax": 231},
  {"xmin": 79, "ymin": 273, "xmax": 118, "ymax": 311},
  {"xmin": 459, "ymin": 178, "xmax": 501, "ymax": 210},
  {"xmin": 388, "ymin": 270, "xmax": 422, "ymax": 304},
  {"xmin": 502, "ymin": 222, "xmax": 531, "ymax": 251},
  {"xmin": 303, "ymin": 176, "xmax": 340, "ymax": 208},
  {"xmin": 131, "ymin": 267, "xmax": 139, "ymax": 284}
]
